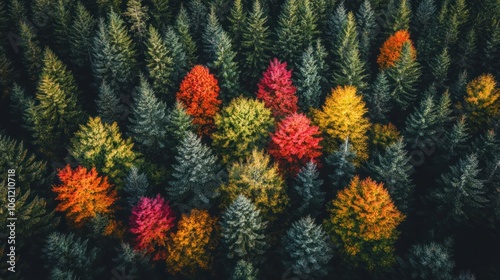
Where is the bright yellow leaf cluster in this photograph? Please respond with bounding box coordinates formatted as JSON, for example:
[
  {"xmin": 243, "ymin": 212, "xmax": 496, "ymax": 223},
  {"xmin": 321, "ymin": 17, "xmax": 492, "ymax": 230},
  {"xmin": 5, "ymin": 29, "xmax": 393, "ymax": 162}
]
[
  {"xmin": 465, "ymin": 74, "xmax": 500, "ymax": 127},
  {"xmin": 370, "ymin": 123, "xmax": 401, "ymax": 149}
]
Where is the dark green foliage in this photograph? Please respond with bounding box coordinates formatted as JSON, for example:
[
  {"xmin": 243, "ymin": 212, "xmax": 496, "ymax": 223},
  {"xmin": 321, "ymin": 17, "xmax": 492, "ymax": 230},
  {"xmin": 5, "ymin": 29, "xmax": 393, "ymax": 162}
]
[
  {"xmin": 282, "ymin": 216, "xmax": 332, "ymax": 279},
  {"xmin": 69, "ymin": 2, "xmax": 95, "ymax": 68},
  {"xmin": 149, "ymin": 0, "xmax": 170, "ymax": 29},
  {"xmin": 145, "ymin": 25, "xmax": 174, "ymax": 100},
  {"xmin": 275, "ymin": 0, "xmax": 302, "ymax": 66},
  {"xmin": 0, "ymin": 46, "xmax": 13, "ymax": 98},
  {"xmin": 124, "ymin": 166, "xmax": 150, "ymax": 207},
  {"xmin": 325, "ymin": 138, "xmax": 356, "ymax": 191},
  {"xmin": 228, "ymin": 0, "xmax": 246, "ymax": 54},
  {"xmin": 430, "ymin": 48, "xmax": 451, "ymax": 88},
  {"xmin": 455, "ymin": 271, "xmax": 476, "ymax": 280},
  {"xmin": 166, "ymin": 101, "xmax": 194, "ymax": 152},
  {"xmin": 404, "ymin": 92, "xmax": 439, "ymax": 149},
  {"xmin": 42, "ymin": 232, "xmax": 98, "ymax": 279},
  {"xmin": 296, "ymin": 45, "xmax": 322, "ymax": 110},
  {"xmin": 52, "ymin": 0, "xmax": 72, "ymax": 60},
  {"xmin": 164, "ymin": 26, "xmax": 189, "ymax": 87},
  {"xmin": 366, "ymin": 71, "xmax": 391, "ymax": 122},
  {"xmin": 203, "ymin": 6, "xmax": 224, "ymax": 62},
  {"xmin": 369, "ymin": 139, "xmax": 413, "ymax": 212},
  {"xmin": 442, "ymin": 117, "xmax": 469, "ymax": 160},
  {"xmin": 96, "ymin": 82, "xmax": 126, "ymax": 124},
  {"xmin": 18, "ymin": 21, "xmax": 43, "ymax": 83},
  {"xmin": 221, "ymin": 195, "xmax": 268, "ymax": 263},
  {"xmin": 231, "ymin": 259, "xmax": 258, "ymax": 280},
  {"xmin": 175, "ymin": 6, "xmax": 197, "ymax": 66},
  {"xmin": 482, "ymin": 20, "xmax": 500, "ymax": 76},
  {"xmin": 168, "ymin": 131, "xmax": 221, "ymax": 208},
  {"xmin": 124, "ymin": 0, "xmax": 149, "ymax": 41},
  {"xmin": 356, "ymin": 0, "xmax": 377, "ymax": 62},
  {"xmin": 456, "ymin": 29, "xmax": 476, "ymax": 71},
  {"xmin": 403, "ymin": 241, "xmax": 454, "ymax": 280},
  {"xmin": 438, "ymin": 0, "xmax": 468, "ymax": 47},
  {"xmin": 326, "ymin": 2, "xmax": 346, "ymax": 55},
  {"xmin": 414, "ymin": 0, "xmax": 437, "ymax": 66},
  {"xmin": 187, "ymin": 0, "xmax": 209, "ymax": 42},
  {"xmin": 112, "ymin": 243, "xmax": 152, "ymax": 278},
  {"xmin": 293, "ymin": 161, "xmax": 324, "ymax": 217},
  {"xmin": 384, "ymin": 0, "xmax": 411, "ymax": 35}
]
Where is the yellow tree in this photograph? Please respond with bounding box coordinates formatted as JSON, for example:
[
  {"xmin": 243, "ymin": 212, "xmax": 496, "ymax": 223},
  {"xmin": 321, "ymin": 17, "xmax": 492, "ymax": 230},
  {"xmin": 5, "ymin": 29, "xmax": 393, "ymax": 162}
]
[
  {"xmin": 312, "ymin": 85, "xmax": 371, "ymax": 163},
  {"xmin": 166, "ymin": 209, "xmax": 218, "ymax": 277},
  {"xmin": 324, "ymin": 176, "xmax": 404, "ymax": 270},
  {"xmin": 464, "ymin": 74, "xmax": 499, "ymax": 129}
]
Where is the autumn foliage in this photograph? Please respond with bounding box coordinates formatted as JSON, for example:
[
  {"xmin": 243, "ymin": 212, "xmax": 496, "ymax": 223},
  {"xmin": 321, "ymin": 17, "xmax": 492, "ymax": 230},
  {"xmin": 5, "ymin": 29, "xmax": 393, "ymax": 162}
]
[
  {"xmin": 176, "ymin": 65, "xmax": 222, "ymax": 136},
  {"xmin": 52, "ymin": 165, "xmax": 117, "ymax": 227},
  {"xmin": 268, "ymin": 113, "xmax": 322, "ymax": 176},
  {"xmin": 324, "ymin": 176, "xmax": 405, "ymax": 270},
  {"xmin": 377, "ymin": 30, "xmax": 416, "ymax": 69},
  {"xmin": 166, "ymin": 209, "xmax": 219, "ymax": 276},
  {"xmin": 129, "ymin": 194, "xmax": 175, "ymax": 261},
  {"xmin": 464, "ymin": 74, "xmax": 500, "ymax": 127},
  {"xmin": 256, "ymin": 58, "xmax": 298, "ymax": 118}
]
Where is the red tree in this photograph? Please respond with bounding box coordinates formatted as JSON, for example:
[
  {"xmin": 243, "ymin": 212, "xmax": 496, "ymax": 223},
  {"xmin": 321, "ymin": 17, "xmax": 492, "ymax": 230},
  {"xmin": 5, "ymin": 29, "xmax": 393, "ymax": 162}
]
[
  {"xmin": 52, "ymin": 165, "xmax": 117, "ymax": 227},
  {"xmin": 130, "ymin": 194, "xmax": 175, "ymax": 260},
  {"xmin": 176, "ymin": 65, "xmax": 222, "ymax": 136},
  {"xmin": 256, "ymin": 58, "xmax": 298, "ymax": 118},
  {"xmin": 268, "ymin": 113, "xmax": 323, "ymax": 175}
]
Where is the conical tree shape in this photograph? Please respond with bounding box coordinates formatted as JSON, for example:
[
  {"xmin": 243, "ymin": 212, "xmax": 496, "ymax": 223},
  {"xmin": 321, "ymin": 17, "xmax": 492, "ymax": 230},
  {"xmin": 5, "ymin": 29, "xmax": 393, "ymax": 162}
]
[
  {"xmin": 228, "ymin": 0, "xmax": 246, "ymax": 55},
  {"xmin": 292, "ymin": 161, "xmax": 325, "ymax": 217},
  {"xmin": 69, "ymin": 2, "xmax": 95, "ymax": 68},
  {"xmin": 356, "ymin": 0, "xmax": 377, "ymax": 62},
  {"xmin": 145, "ymin": 25, "xmax": 174, "ymax": 101},
  {"xmin": 18, "ymin": 21, "xmax": 43, "ymax": 83},
  {"xmin": 296, "ymin": 45, "xmax": 322, "ymax": 111},
  {"xmin": 123, "ymin": 166, "xmax": 150, "ymax": 207},
  {"xmin": 96, "ymin": 82, "xmax": 126, "ymax": 124},
  {"xmin": 166, "ymin": 101, "xmax": 194, "ymax": 153},
  {"xmin": 384, "ymin": 0, "xmax": 411, "ymax": 35},
  {"xmin": 231, "ymin": 259, "xmax": 258, "ymax": 280},
  {"xmin": 275, "ymin": 0, "xmax": 301, "ymax": 66},
  {"xmin": 124, "ymin": 0, "xmax": 149, "ymax": 41},
  {"xmin": 325, "ymin": 138, "xmax": 356, "ymax": 192},
  {"xmin": 175, "ymin": 6, "xmax": 197, "ymax": 66},
  {"xmin": 365, "ymin": 71, "xmax": 391, "ymax": 122},
  {"xmin": 164, "ymin": 26, "xmax": 189, "ymax": 87}
]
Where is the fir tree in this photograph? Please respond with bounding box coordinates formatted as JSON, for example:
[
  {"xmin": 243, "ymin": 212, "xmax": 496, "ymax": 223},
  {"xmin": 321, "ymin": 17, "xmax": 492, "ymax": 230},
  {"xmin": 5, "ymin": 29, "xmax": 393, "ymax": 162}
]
[
  {"xmin": 326, "ymin": 2, "xmax": 346, "ymax": 52},
  {"xmin": 442, "ymin": 117, "xmax": 469, "ymax": 160},
  {"xmin": 297, "ymin": 0, "xmax": 318, "ymax": 50},
  {"xmin": 166, "ymin": 101, "xmax": 194, "ymax": 153},
  {"xmin": 187, "ymin": 0, "xmax": 209, "ymax": 42},
  {"xmin": 293, "ymin": 161, "xmax": 325, "ymax": 217},
  {"xmin": 96, "ymin": 82, "xmax": 126, "ymax": 124},
  {"xmin": 164, "ymin": 26, "xmax": 189, "ymax": 87},
  {"xmin": 221, "ymin": 195, "xmax": 268, "ymax": 263},
  {"xmin": 228, "ymin": 0, "xmax": 246, "ymax": 54},
  {"xmin": 52, "ymin": 0, "xmax": 72, "ymax": 60},
  {"xmin": 275, "ymin": 0, "xmax": 301, "ymax": 66},
  {"xmin": 366, "ymin": 71, "xmax": 391, "ymax": 122},
  {"xmin": 128, "ymin": 76, "xmax": 169, "ymax": 156},
  {"xmin": 403, "ymin": 242, "xmax": 454, "ymax": 280},
  {"xmin": 369, "ymin": 139, "xmax": 414, "ymax": 212},
  {"xmin": 438, "ymin": 0, "xmax": 468, "ymax": 47},
  {"xmin": 18, "ymin": 21, "xmax": 43, "ymax": 83},
  {"xmin": 430, "ymin": 47, "xmax": 451, "ymax": 89},
  {"xmin": 202, "ymin": 6, "xmax": 224, "ymax": 62},
  {"xmin": 456, "ymin": 28, "xmax": 476, "ymax": 71},
  {"xmin": 124, "ymin": 166, "xmax": 150, "ymax": 207},
  {"xmin": 282, "ymin": 216, "xmax": 333, "ymax": 279},
  {"xmin": 482, "ymin": 20, "xmax": 500, "ymax": 76},
  {"xmin": 124, "ymin": 0, "xmax": 149, "ymax": 41},
  {"xmin": 296, "ymin": 45, "xmax": 322, "ymax": 111},
  {"xmin": 149, "ymin": 0, "xmax": 170, "ymax": 29},
  {"xmin": 175, "ymin": 6, "xmax": 197, "ymax": 66},
  {"xmin": 404, "ymin": 92, "xmax": 439, "ymax": 149},
  {"xmin": 168, "ymin": 132, "xmax": 221, "ymax": 208},
  {"xmin": 231, "ymin": 260, "xmax": 258, "ymax": 280},
  {"xmin": 68, "ymin": 2, "xmax": 95, "ymax": 68},
  {"xmin": 112, "ymin": 243, "xmax": 152, "ymax": 279},
  {"xmin": 356, "ymin": 0, "xmax": 377, "ymax": 62},
  {"xmin": 385, "ymin": 0, "xmax": 411, "ymax": 34},
  {"xmin": 145, "ymin": 25, "xmax": 174, "ymax": 101},
  {"xmin": 325, "ymin": 138, "xmax": 356, "ymax": 192},
  {"xmin": 0, "ymin": 47, "xmax": 13, "ymax": 98}
]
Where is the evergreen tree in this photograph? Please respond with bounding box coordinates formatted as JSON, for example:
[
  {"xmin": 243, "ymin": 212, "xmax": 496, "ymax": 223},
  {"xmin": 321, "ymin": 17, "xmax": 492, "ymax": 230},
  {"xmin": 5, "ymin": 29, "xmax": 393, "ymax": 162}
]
[
  {"xmin": 384, "ymin": 0, "xmax": 411, "ymax": 34},
  {"xmin": 282, "ymin": 216, "xmax": 332, "ymax": 279},
  {"xmin": 187, "ymin": 0, "xmax": 209, "ymax": 42},
  {"xmin": 228, "ymin": 0, "xmax": 246, "ymax": 54},
  {"xmin": 297, "ymin": 0, "xmax": 318, "ymax": 50},
  {"xmin": 52, "ymin": 0, "xmax": 72, "ymax": 60},
  {"xmin": 145, "ymin": 25, "xmax": 174, "ymax": 101},
  {"xmin": 96, "ymin": 82, "xmax": 126, "ymax": 124},
  {"xmin": 456, "ymin": 28, "xmax": 476, "ymax": 71},
  {"xmin": 431, "ymin": 154, "xmax": 488, "ymax": 224},
  {"xmin": 366, "ymin": 71, "xmax": 391, "ymax": 122},
  {"xmin": 430, "ymin": 47, "xmax": 451, "ymax": 88},
  {"xmin": 275, "ymin": 0, "xmax": 301, "ymax": 66},
  {"xmin": 221, "ymin": 195, "xmax": 268, "ymax": 263},
  {"xmin": 92, "ymin": 12, "xmax": 137, "ymax": 94},
  {"xmin": 325, "ymin": 138, "xmax": 356, "ymax": 192},
  {"xmin": 18, "ymin": 21, "xmax": 43, "ymax": 83},
  {"xmin": 164, "ymin": 26, "xmax": 189, "ymax": 87},
  {"xmin": 124, "ymin": 0, "xmax": 149, "ymax": 41},
  {"xmin": 168, "ymin": 131, "xmax": 221, "ymax": 208},
  {"xmin": 356, "ymin": 0, "xmax": 377, "ymax": 62},
  {"xmin": 69, "ymin": 2, "xmax": 95, "ymax": 68},
  {"xmin": 231, "ymin": 259, "xmax": 258, "ymax": 280},
  {"xmin": 175, "ymin": 6, "xmax": 197, "ymax": 66},
  {"xmin": 404, "ymin": 92, "xmax": 439, "ymax": 149},
  {"xmin": 128, "ymin": 76, "xmax": 169, "ymax": 156},
  {"xmin": 149, "ymin": 0, "xmax": 170, "ymax": 29},
  {"xmin": 464, "ymin": 74, "xmax": 500, "ymax": 129},
  {"xmin": 403, "ymin": 242, "xmax": 454, "ymax": 280},
  {"xmin": 442, "ymin": 117, "xmax": 469, "ymax": 160},
  {"xmin": 369, "ymin": 139, "xmax": 414, "ymax": 212},
  {"xmin": 482, "ymin": 20, "xmax": 500, "ymax": 76},
  {"xmin": 438, "ymin": 0, "xmax": 468, "ymax": 47},
  {"xmin": 296, "ymin": 45, "xmax": 322, "ymax": 111},
  {"xmin": 112, "ymin": 243, "xmax": 152, "ymax": 279},
  {"xmin": 414, "ymin": 0, "xmax": 437, "ymax": 65},
  {"xmin": 0, "ymin": 47, "xmax": 13, "ymax": 98},
  {"xmin": 292, "ymin": 161, "xmax": 325, "ymax": 217},
  {"xmin": 123, "ymin": 166, "xmax": 150, "ymax": 207},
  {"xmin": 326, "ymin": 2, "xmax": 346, "ymax": 51},
  {"xmin": 202, "ymin": 6, "xmax": 224, "ymax": 62},
  {"xmin": 241, "ymin": 0, "xmax": 271, "ymax": 85},
  {"xmin": 166, "ymin": 101, "xmax": 194, "ymax": 153}
]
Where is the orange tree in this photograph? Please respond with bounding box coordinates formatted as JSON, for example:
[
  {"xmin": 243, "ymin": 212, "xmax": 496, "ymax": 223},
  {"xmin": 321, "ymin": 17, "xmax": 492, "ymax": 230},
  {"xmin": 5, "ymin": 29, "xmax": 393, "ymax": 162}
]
[
  {"xmin": 377, "ymin": 30, "xmax": 416, "ymax": 69},
  {"xmin": 52, "ymin": 165, "xmax": 117, "ymax": 227},
  {"xmin": 176, "ymin": 65, "xmax": 222, "ymax": 136},
  {"xmin": 324, "ymin": 176, "xmax": 405, "ymax": 270}
]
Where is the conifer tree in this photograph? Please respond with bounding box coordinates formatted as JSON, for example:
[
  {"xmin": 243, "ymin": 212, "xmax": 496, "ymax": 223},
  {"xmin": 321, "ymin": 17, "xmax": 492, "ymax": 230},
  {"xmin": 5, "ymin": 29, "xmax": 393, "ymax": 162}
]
[
  {"xmin": 275, "ymin": 0, "xmax": 301, "ymax": 66},
  {"xmin": 149, "ymin": 0, "xmax": 170, "ymax": 29},
  {"xmin": 0, "ymin": 47, "xmax": 13, "ymax": 98},
  {"xmin": 438, "ymin": 0, "xmax": 468, "ymax": 47},
  {"xmin": 326, "ymin": 2, "xmax": 346, "ymax": 52},
  {"xmin": 231, "ymin": 260, "xmax": 258, "ymax": 280},
  {"xmin": 220, "ymin": 149, "xmax": 289, "ymax": 219},
  {"xmin": 145, "ymin": 25, "xmax": 173, "ymax": 101},
  {"xmin": 96, "ymin": 82, "xmax": 126, "ymax": 124},
  {"xmin": 297, "ymin": 0, "xmax": 318, "ymax": 50},
  {"xmin": 464, "ymin": 74, "xmax": 499, "ymax": 129},
  {"xmin": 228, "ymin": 0, "xmax": 246, "ymax": 54},
  {"xmin": 324, "ymin": 176, "xmax": 405, "ymax": 270},
  {"xmin": 187, "ymin": 0, "xmax": 209, "ymax": 41},
  {"xmin": 356, "ymin": 0, "xmax": 377, "ymax": 62},
  {"xmin": 241, "ymin": 0, "xmax": 271, "ymax": 84},
  {"xmin": 366, "ymin": 71, "xmax": 391, "ymax": 122},
  {"xmin": 18, "ymin": 21, "xmax": 43, "ymax": 83},
  {"xmin": 164, "ymin": 26, "xmax": 189, "ymax": 87},
  {"xmin": 202, "ymin": 6, "xmax": 224, "ymax": 62},
  {"xmin": 112, "ymin": 243, "xmax": 152, "ymax": 279},
  {"xmin": 431, "ymin": 154, "xmax": 488, "ymax": 224},
  {"xmin": 124, "ymin": 0, "xmax": 149, "ymax": 41},
  {"xmin": 369, "ymin": 139, "xmax": 414, "ymax": 212},
  {"xmin": 92, "ymin": 12, "xmax": 137, "ymax": 94},
  {"xmin": 282, "ymin": 216, "xmax": 332, "ymax": 279},
  {"xmin": 404, "ymin": 93, "xmax": 439, "ymax": 149},
  {"xmin": 296, "ymin": 45, "xmax": 322, "ymax": 110},
  {"xmin": 212, "ymin": 97, "xmax": 274, "ymax": 163},
  {"xmin": 166, "ymin": 101, "xmax": 194, "ymax": 152},
  {"xmin": 385, "ymin": 0, "xmax": 411, "ymax": 34},
  {"xmin": 482, "ymin": 20, "xmax": 500, "ymax": 76},
  {"xmin": 43, "ymin": 232, "xmax": 98, "ymax": 280},
  {"xmin": 221, "ymin": 195, "xmax": 268, "ymax": 263},
  {"xmin": 168, "ymin": 131, "xmax": 221, "ymax": 208},
  {"xmin": 175, "ymin": 6, "xmax": 197, "ymax": 66},
  {"xmin": 293, "ymin": 161, "xmax": 325, "ymax": 217},
  {"xmin": 414, "ymin": 0, "xmax": 437, "ymax": 65},
  {"xmin": 403, "ymin": 242, "xmax": 454, "ymax": 280},
  {"xmin": 70, "ymin": 116, "xmax": 140, "ymax": 187},
  {"xmin": 456, "ymin": 29, "xmax": 476, "ymax": 71},
  {"xmin": 430, "ymin": 47, "xmax": 451, "ymax": 88},
  {"xmin": 442, "ymin": 117, "xmax": 469, "ymax": 160},
  {"xmin": 325, "ymin": 138, "xmax": 356, "ymax": 192},
  {"xmin": 123, "ymin": 166, "xmax": 150, "ymax": 207},
  {"xmin": 52, "ymin": 0, "xmax": 72, "ymax": 60},
  {"xmin": 377, "ymin": 30, "xmax": 416, "ymax": 70},
  {"xmin": 69, "ymin": 2, "xmax": 95, "ymax": 68},
  {"xmin": 128, "ymin": 76, "xmax": 168, "ymax": 156}
]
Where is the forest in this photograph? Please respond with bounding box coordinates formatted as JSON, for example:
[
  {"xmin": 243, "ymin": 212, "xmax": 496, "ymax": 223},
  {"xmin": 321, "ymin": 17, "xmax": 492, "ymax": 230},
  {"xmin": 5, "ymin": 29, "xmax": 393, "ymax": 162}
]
[{"xmin": 0, "ymin": 0, "xmax": 499, "ymax": 279}]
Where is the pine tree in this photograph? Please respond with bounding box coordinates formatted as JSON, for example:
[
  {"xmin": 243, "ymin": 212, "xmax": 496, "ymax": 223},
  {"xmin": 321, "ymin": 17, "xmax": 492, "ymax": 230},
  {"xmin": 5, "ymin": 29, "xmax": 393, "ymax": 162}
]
[
  {"xmin": 325, "ymin": 138, "xmax": 356, "ymax": 192},
  {"xmin": 202, "ymin": 6, "xmax": 224, "ymax": 62},
  {"xmin": 241, "ymin": 0, "xmax": 271, "ymax": 85},
  {"xmin": 221, "ymin": 195, "xmax": 268, "ymax": 263},
  {"xmin": 145, "ymin": 25, "xmax": 174, "ymax": 101},
  {"xmin": 92, "ymin": 12, "xmax": 137, "ymax": 94},
  {"xmin": 324, "ymin": 176, "xmax": 405, "ymax": 270},
  {"xmin": 52, "ymin": 0, "xmax": 72, "ymax": 60},
  {"xmin": 438, "ymin": 0, "xmax": 469, "ymax": 47},
  {"xmin": 385, "ymin": 0, "xmax": 411, "ymax": 34},
  {"xmin": 112, "ymin": 243, "xmax": 152, "ymax": 279},
  {"xmin": 123, "ymin": 166, "xmax": 150, "ymax": 207},
  {"xmin": 18, "ymin": 21, "xmax": 43, "ymax": 83},
  {"xmin": 0, "ymin": 47, "xmax": 13, "ymax": 98},
  {"xmin": 404, "ymin": 92, "xmax": 439, "ymax": 149},
  {"xmin": 456, "ymin": 28, "xmax": 476, "ymax": 71},
  {"xmin": 365, "ymin": 71, "xmax": 391, "ymax": 122},
  {"xmin": 124, "ymin": 0, "xmax": 149, "ymax": 41},
  {"xmin": 293, "ymin": 161, "xmax": 325, "ymax": 217},
  {"xmin": 69, "ymin": 2, "xmax": 95, "ymax": 68},
  {"xmin": 403, "ymin": 242, "xmax": 454, "ymax": 280},
  {"xmin": 369, "ymin": 139, "xmax": 414, "ymax": 212},
  {"xmin": 149, "ymin": 0, "xmax": 170, "ymax": 29},
  {"xmin": 377, "ymin": 30, "xmax": 416, "ymax": 70},
  {"xmin": 282, "ymin": 216, "xmax": 332, "ymax": 279},
  {"xmin": 96, "ymin": 82, "xmax": 126, "ymax": 124},
  {"xmin": 356, "ymin": 0, "xmax": 377, "ymax": 62},
  {"xmin": 430, "ymin": 47, "xmax": 451, "ymax": 89},
  {"xmin": 431, "ymin": 154, "xmax": 488, "ymax": 224},
  {"xmin": 164, "ymin": 26, "xmax": 189, "ymax": 87},
  {"xmin": 220, "ymin": 149, "xmax": 289, "ymax": 219},
  {"xmin": 228, "ymin": 0, "xmax": 246, "ymax": 54},
  {"xmin": 70, "ymin": 116, "xmax": 140, "ymax": 187},
  {"xmin": 128, "ymin": 76, "xmax": 169, "ymax": 156},
  {"xmin": 212, "ymin": 97, "xmax": 274, "ymax": 164},
  {"xmin": 175, "ymin": 6, "xmax": 197, "ymax": 66},
  {"xmin": 231, "ymin": 259, "xmax": 258, "ymax": 280},
  {"xmin": 187, "ymin": 0, "xmax": 209, "ymax": 41},
  {"xmin": 482, "ymin": 20, "xmax": 500, "ymax": 76},
  {"xmin": 275, "ymin": 0, "xmax": 301, "ymax": 66},
  {"xmin": 168, "ymin": 131, "xmax": 221, "ymax": 208},
  {"xmin": 296, "ymin": 45, "xmax": 322, "ymax": 111},
  {"xmin": 442, "ymin": 117, "xmax": 469, "ymax": 160},
  {"xmin": 386, "ymin": 42, "xmax": 421, "ymax": 109},
  {"xmin": 166, "ymin": 101, "xmax": 194, "ymax": 152},
  {"xmin": 326, "ymin": 2, "xmax": 346, "ymax": 52},
  {"xmin": 43, "ymin": 232, "xmax": 98, "ymax": 280},
  {"xmin": 297, "ymin": 0, "xmax": 318, "ymax": 50},
  {"xmin": 414, "ymin": 0, "xmax": 437, "ymax": 65},
  {"xmin": 332, "ymin": 12, "xmax": 367, "ymax": 91}
]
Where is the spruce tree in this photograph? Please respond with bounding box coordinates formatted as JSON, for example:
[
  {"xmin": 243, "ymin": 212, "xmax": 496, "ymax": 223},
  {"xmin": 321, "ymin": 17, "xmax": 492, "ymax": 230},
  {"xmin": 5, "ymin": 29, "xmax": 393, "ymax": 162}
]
[
  {"xmin": 325, "ymin": 138, "xmax": 356, "ymax": 192},
  {"xmin": 442, "ymin": 117, "xmax": 469, "ymax": 160},
  {"xmin": 149, "ymin": 0, "xmax": 170, "ymax": 29},
  {"xmin": 187, "ymin": 0, "xmax": 209, "ymax": 42},
  {"xmin": 145, "ymin": 25, "xmax": 174, "ymax": 101},
  {"xmin": 282, "ymin": 216, "xmax": 333, "ymax": 279},
  {"xmin": 18, "ymin": 21, "xmax": 43, "ymax": 83},
  {"xmin": 166, "ymin": 101, "xmax": 194, "ymax": 153},
  {"xmin": 228, "ymin": 0, "xmax": 246, "ymax": 54},
  {"xmin": 326, "ymin": 2, "xmax": 346, "ymax": 52},
  {"xmin": 241, "ymin": 0, "xmax": 271, "ymax": 85},
  {"xmin": 414, "ymin": 0, "xmax": 438, "ymax": 67},
  {"xmin": 112, "ymin": 243, "xmax": 152, "ymax": 279},
  {"xmin": 221, "ymin": 195, "xmax": 268, "ymax": 263},
  {"xmin": 456, "ymin": 29, "xmax": 476, "ymax": 72},
  {"xmin": 369, "ymin": 139, "xmax": 414, "ymax": 212},
  {"xmin": 202, "ymin": 6, "xmax": 224, "ymax": 62},
  {"xmin": 68, "ymin": 2, "xmax": 95, "ymax": 68},
  {"xmin": 403, "ymin": 242, "xmax": 454, "ymax": 280},
  {"xmin": 366, "ymin": 71, "xmax": 391, "ymax": 122},
  {"xmin": 164, "ymin": 26, "xmax": 189, "ymax": 87},
  {"xmin": 231, "ymin": 260, "xmax": 258, "ymax": 280},
  {"xmin": 52, "ymin": 0, "xmax": 72, "ymax": 60},
  {"xmin": 385, "ymin": 0, "xmax": 411, "ymax": 34},
  {"xmin": 96, "ymin": 82, "xmax": 126, "ymax": 124},
  {"xmin": 296, "ymin": 45, "xmax": 322, "ymax": 110},
  {"xmin": 123, "ymin": 166, "xmax": 150, "ymax": 207},
  {"xmin": 293, "ymin": 161, "xmax": 325, "ymax": 217},
  {"xmin": 124, "ymin": 0, "xmax": 149, "ymax": 41},
  {"xmin": 128, "ymin": 76, "xmax": 169, "ymax": 157},
  {"xmin": 356, "ymin": 0, "xmax": 377, "ymax": 62},
  {"xmin": 275, "ymin": 0, "xmax": 301, "ymax": 66},
  {"xmin": 404, "ymin": 92, "xmax": 439, "ymax": 149},
  {"xmin": 430, "ymin": 47, "xmax": 451, "ymax": 89},
  {"xmin": 175, "ymin": 6, "xmax": 197, "ymax": 66},
  {"xmin": 0, "ymin": 47, "xmax": 13, "ymax": 98},
  {"xmin": 168, "ymin": 131, "xmax": 221, "ymax": 208},
  {"xmin": 297, "ymin": 0, "xmax": 318, "ymax": 49}
]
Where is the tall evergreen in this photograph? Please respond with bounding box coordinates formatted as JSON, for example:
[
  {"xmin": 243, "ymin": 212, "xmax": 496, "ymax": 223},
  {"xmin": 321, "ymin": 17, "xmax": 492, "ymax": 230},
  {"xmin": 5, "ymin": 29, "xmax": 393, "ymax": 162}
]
[
  {"xmin": 326, "ymin": 2, "xmax": 347, "ymax": 52},
  {"xmin": 438, "ymin": 0, "xmax": 469, "ymax": 48},
  {"xmin": 441, "ymin": 117, "xmax": 469, "ymax": 160},
  {"xmin": 228, "ymin": 0, "xmax": 246, "ymax": 54},
  {"xmin": 296, "ymin": 45, "xmax": 322, "ymax": 110},
  {"xmin": 164, "ymin": 26, "xmax": 189, "ymax": 87},
  {"xmin": 325, "ymin": 138, "xmax": 356, "ymax": 192},
  {"xmin": 18, "ymin": 21, "xmax": 43, "ymax": 83},
  {"xmin": 282, "ymin": 216, "xmax": 333, "ymax": 279},
  {"xmin": 149, "ymin": 0, "xmax": 170, "ymax": 29},
  {"xmin": 202, "ymin": 6, "xmax": 224, "ymax": 62},
  {"xmin": 96, "ymin": 82, "xmax": 126, "ymax": 124},
  {"xmin": 403, "ymin": 241, "xmax": 454, "ymax": 280},
  {"xmin": 275, "ymin": 0, "xmax": 301, "ymax": 66},
  {"xmin": 145, "ymin": 25, "xmax": 174, "ymax": 101},
  {"xmin": 292, "ymin": 161, "xmax": 325, "ymax": 217},
  {"xmin": 52, "ymin": 0, "xmax": 72, "ymax": 60},
  {"xmin": 385, "ymin": 0, "xmax": 411, "ymax": 35},
  {"xmin": 356, "ymin": 0, "xmax": 377, "ymax": 62},
  {"xmin": 124, "ymin": 0, "xmax": 149, "ymax": 41},
  {"xmin": 168, "ymin": 131, "xmax": 221, "ymax": 208},
  {"xmin": 187, "ymin": 0, "xmax": 209, "ymax": 43},
  {"xmin": 366, "ymin": 71, "xmax": 391, "ymax": 122},
  {"xmin": 414, "ymin": 0, "xmax": 437, "ymax": 68},
  {"xmin": 68, "ymin": 2, "xmax": 95, "ymax": 68},
  {"xmin": 112, "ymin": 243, "xmax": 152, "ymax": 279},
  {"xmin": 404, "ymin": 92, "xmax": 439, "ymax": 149},
  {"xmin": 123, "ymin": 166, "xmax": 150, "ymax": 207},
  {"xmin": 221, "ymin": 195, "xmax": 268, "ymax": 264},
  {"xmin": 430, "ymin": 47, "xmax": 451, "ymax": 89},
  {"xmin": 231, "ymin": 259, "xmax": 258, "ymax": 280},
  {"xmin": 456, "ymin": 29, "xmax": 476, "ymax": 72},
  {"xmin": 175, "ymin": 6, "xmax": 197, "ymax": 66},
  {"xmin": 166, "ymin": 101, "xmax": 194, "ymax": 153}
]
